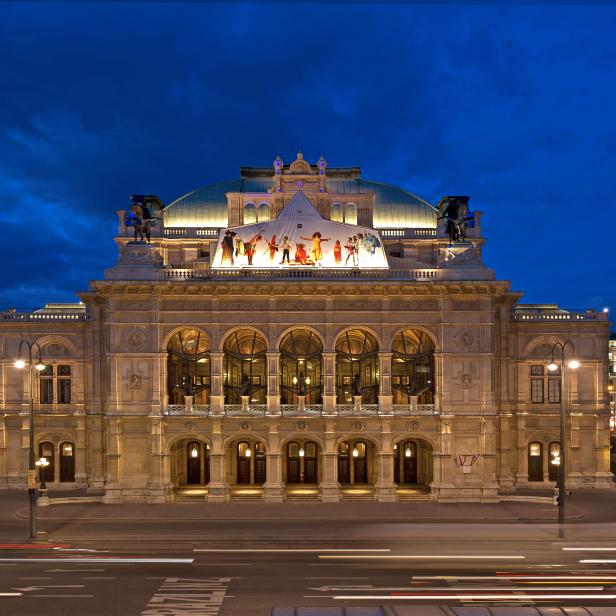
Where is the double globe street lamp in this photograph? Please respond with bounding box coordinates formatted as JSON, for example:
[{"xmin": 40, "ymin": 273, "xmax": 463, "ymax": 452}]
[
  {"xmin": 14, "ymin": 341, "xmax": 46, "ymax": 539},
  {"xmin": 547, "ymin": 340, "xmax": 579, "ymax": 539}
]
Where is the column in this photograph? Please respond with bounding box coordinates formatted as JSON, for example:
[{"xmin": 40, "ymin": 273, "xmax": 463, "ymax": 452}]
[
  {"xmin": 209, "ymin": 352, "xmax": 224, "ymax": 415},
  {"xmin": 430, "ymin": 415, "xmax": 455, "ymax": 501},
  {"xmin": 147, "ymin": 415, "xmax": 171, "ymax": 503},
  {"xmin": 266, "ymin": 352, "xmax": 280, "ymax": 416},
  {"xmin": 0, "ymin": 415, "xmax": 7, "ymax": 489},
  {"xmin": 568, "ymin": 412, "xmax": 583, "ymax": 486},
  {"xmin": 515, "ymin": 412, "xmax": 528, "ymax": 485},
  {"xmin": 375, "ymin": 421, "xmax": 396, "ymax": 502},
  {"xmin": 264, "ymin": 422, "xmax": 283, "ymax": 501},
  {"xmin": 102, "ymin": 417, "xmax": 123, "ymax": 504},
  {"xmin": 74, "ymin": 411, "xmax": 88, "ymax": 487},
  {"xmin": 320, "ymin": 418, "xmax": 340, "ymax": 502},
  {"xmin": 377, "ymin": 352, "xmax": 393, "ymax": 414},
  {"xmin": 497, "ymin": 413, "xmax": 515, "ymax": 490},
  {"xmin": 322, "ymin": 352, "xmax": 337, "ymax": 415},
  {"xmin": 207, "ymin": 418, "xmax": 228, "ymax": 501}
]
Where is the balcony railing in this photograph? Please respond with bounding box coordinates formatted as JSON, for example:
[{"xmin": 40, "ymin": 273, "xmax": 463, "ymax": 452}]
[
  {"xmin": 1, "ymin": 310, "xmax": 90, "ymax": 322},
  {"xmin": 162, "ymin": 268, "xmax": 441, "ymax": 281},
  {"xmin": 511, "ymin": 307, "xmax": 608, "ymax": 322}
]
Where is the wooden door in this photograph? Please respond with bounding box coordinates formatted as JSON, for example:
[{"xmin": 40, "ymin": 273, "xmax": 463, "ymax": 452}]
[
  {"xmin": 528, "ymin": 442, "xmax": 543, "ymax": 482},
  {"xmin": 59, "ymin": 442, "xmax": 75, "ymax": 482}
]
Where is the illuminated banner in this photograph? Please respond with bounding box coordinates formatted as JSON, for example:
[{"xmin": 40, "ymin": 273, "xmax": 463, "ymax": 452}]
[{"xmin": 212, "ymin": 192, "xmax": 389, "ymax": 269}]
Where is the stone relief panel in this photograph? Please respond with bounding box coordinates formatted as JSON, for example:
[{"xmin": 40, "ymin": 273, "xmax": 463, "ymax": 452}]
[
  {"xmin": 121, "ymin": 360, "xmax": 151, "ymax": 403},
  {"xmin": 333, "ymin": 300, "xmax": 380, "ymax": 311},
  {"xmin": 389, "ymin": 299, "xmax": 439, "ymax": 311},
  {"xmin": 117, "ymin": 300, "xmax": 150, "ymax": 311},
  {"xmin": 219, "ymin": 299, "xmax": 268, "ymax": 311},
  {"xmin": 447, "ymin": 359, "xmax": 481, "ymax": 403},
  {"xmin": 163, "ymin": 300, "xmax": 211, "ymax": 311},
  {"xmin": 444, "ymin": 328, "xmax": 481, "ymax": 353},
  {"xmin": 121, "ymin": 327, "xmax": 148, "ymax": 352},
  {"xmin": 451, "ymin": 299, "xmax": 481, "ymax": 311},
  {"xmin": 277, "ymin": 299, "xmax": 326, "ymax": 311}
]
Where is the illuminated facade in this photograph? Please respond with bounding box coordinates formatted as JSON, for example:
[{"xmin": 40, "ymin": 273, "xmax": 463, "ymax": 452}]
[{"xmin": 0, "ymin": 153, "xmax": 612, "ymax": 503}]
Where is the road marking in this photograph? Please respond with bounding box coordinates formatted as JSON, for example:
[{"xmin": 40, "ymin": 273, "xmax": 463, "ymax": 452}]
[
  {"xmin": 45, "ymin": 569, "xmax": 105, "ymax": 572},
  {"xmin": 305, "ymin": 576, "xmax": 370, "ymax": 580},
  {"xmin": 309, "ymin": 585, "xmax": 605, "ymax": 592},
  {"xmin": 23, "ymin": 595, "xmax": 94, "ymax": 598},
  {"xmin": 141, "ymin": 577, "xmax": 231, "ymax": 616},
  {"xmin": 14, "ymin": 585, "xmax": 85, "ymax": 592},
  {"xmin": 194, "ymin": 548, "xmax": 390, "ymax": 553},
  {"xmin": 563, "ymin": 547, "xmax": 616, "ymax": 551},
  {"xmin": 83, "ymin": 576, "xmax": 115, "ymax": 579},
  {"xmin": 0, "ymin": 593, "xmax": 22, "ymax": 597},
  {"xmin": 332, "ymin": 594, "xmax": 616, "ymax": 601},
  {"xmin": 580, "ymin": 560, "xmax": 616, "ymax": 564},
  {"xmin": 18, "ymin": 577, "xmax": 52, "ymax": 580},
  {"xmin": 0, "ymin": 558, "xmax": 193, "ymax": 564},
  {"xmin": 319, "ymin": 555, "xmax": 526, "ymax": 560},
  {"xmin": 193, "ymin": 563, "xmax": 252, "ymax": 566}
]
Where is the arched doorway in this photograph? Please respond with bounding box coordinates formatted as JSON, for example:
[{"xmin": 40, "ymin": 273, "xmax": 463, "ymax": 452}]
[
  {"xmin": 337, "ymin": 440, "xmax": 372, "ymax": 485},
  {"xmin": 38, "ymin": 441, "xmax": 55, "ymax": 483},
  {"xmin": 224, "ymin": 329, "xmax": 267, "ymax": 404},
  {"xmin": 167, "ymin": 329, "xmax": 211, "ymax": 405},
  {"xmin": 236, "ymin": 441, "xmax": 267, "ymax": 485},
  {"xmin": 59, "ymin": 441, "xmax": 75, "ymax": 482},
  {"xmin": 280, "ymin": 330, "xmax": 323, "ymax": 404},
  {"xmin": 391, "ymin": 329, "xmax": 435, "ymax": 404},
  {"xmin": 394, "ymin": 441, "xmax": 417, "ymax": 484},
  {"xmin": 286, "ymin": 440, "xmax": 319, "ymax": 484},
  {"xmin": 528, "ymin": 441, "xmax": 544, "ymax": 482},
  {"xmin": 335, "ymin": 330, "xmax": 379, "ymax": 404},
  {"xmin": 170, "ymin": 438, "xmax": 210, "ymax": 487}
]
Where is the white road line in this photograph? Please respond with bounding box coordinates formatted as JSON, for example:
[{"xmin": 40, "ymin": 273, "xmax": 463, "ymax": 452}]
[
  {"xmin": 413, "ymin": 575, "xmax": 616, "ymax": 580},
  {"xmin": 83, "ymin": 576, "xmax": 115, "ymax": 579},
  {"xmin": 563, "ymin": 547, "xmax": 616, "ymax": 551},
  {"xmin": 194, "ymin": 548, "xmax": 390, "ymax": 553},
  {"xmin": 319, "ymin": 555, "xmax": 526, "ymax": 560},
  {"xmin": 305, "ymin": 576, "xmax": 370, "ymax": 580},
  {"xmin": 193, "ymin": 563, "xmax": 252, "ymax": 566},
  {"xmin": 0, "ymin": 593, "xmax": 22, "ymax": 597},
  {"xmin": 45, "ymin": 569, "xmax": 105, "ymax": 572},
  {"xmin": 23, "ymin": 595, "xmax": 94, "ymax": 598},
  {"xmin": 332, "ymin": 594, "xmax": 616, "ymax": 601},
  {"xmin": 309, "ymin": 585, "xmax": 605, "ymax": 592},
  {"xmin": 18, "ymin": 577, "xmax": 52, "ymax": 580},
  {"xmin": 580, "ymin": 560, "xmax": 616, "ymax": 564}
]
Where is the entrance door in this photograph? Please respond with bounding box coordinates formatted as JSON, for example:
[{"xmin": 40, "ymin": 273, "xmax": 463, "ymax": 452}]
[
  {"xmin": 304, "ymin": 442, "xmax": 318, "ymax": 483},
  {"xmin": 338, "ymin": 443, "xmax": 350, "ymax": 484},
  {"xmin": 38, "ymin": 442, "xmax": 55, "ymax": 483},
  {"xmin": 353, "ymin": 442, "xmax": 367, "ymax": 484},
  {"xmin": 402, "ymin": 441, "xmax": 417, "ymax": 484},
  {"xmin": 254, "ymin": 442, "xmax": 267, "ymax": 485},
  {"xmin": 548, "ymin": 442, "xmax": 560, "ymax": 482},
  {"xmin": 187, "ymin": 441, "xmax": 201, "ymax": 484},
  {"xmin": 528, "ymin": 442, "xmax": 543, "ymax": 482},
  {"xmin": 59, "ymin": 441, "xmax": 75, "ymax": 482},
  {"xmin": 237, "ymin": 442, "xmax": 251, "ymax": 484},
  {"xmin": 393, "ymin": 445, "xmax": 400, "ymax": 484},
  {"xmin": 287, "ymin": 442, "xmax": 300, "ymax": 484},
  {"xmin": 203, "ymin": 445, "xmax": 210, "ymax": 484}
]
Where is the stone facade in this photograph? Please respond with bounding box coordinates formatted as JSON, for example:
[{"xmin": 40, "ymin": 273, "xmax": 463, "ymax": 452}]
[{"xmin": 0, "ymin": 154, "xmax": 612, "ymax": 503}]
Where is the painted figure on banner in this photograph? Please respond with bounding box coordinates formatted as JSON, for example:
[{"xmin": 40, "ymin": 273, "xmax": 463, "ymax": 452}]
[
  {"xmin": 244, "ymin": 230, "xmax": 265, "ymax": 266},
  {"xmin": 301, "ymin": 232, "xmax": 331, "ymax": 264},
  {"xmin": 279, "ymin": 236, "xmax": 291, "ymax": 265},
  {"xmin": 234, "ymin": 236, "xmax": 245, "ymax": 258},
  {"xmin": 220, "ymin": 230, "xmax": 236, "ymax": 266},
  {"xmin": 334, "ymin": 240, "xmax": 342, "ymax": 264},
  {"xmin": 294, "ymin": 243, "xmax": 312, "ymax": 265},
  {"xmin": 264, "ymin": 235, "xmax": 278, "ymax": 264}
]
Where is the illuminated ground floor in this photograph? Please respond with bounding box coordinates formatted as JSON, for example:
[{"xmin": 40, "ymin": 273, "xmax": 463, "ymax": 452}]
[{"xmin": 0, "ymin": 410, "xmax": 611, "ymax": 503}]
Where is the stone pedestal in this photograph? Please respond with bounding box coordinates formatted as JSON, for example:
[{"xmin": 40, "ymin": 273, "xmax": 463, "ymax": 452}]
[
  {"xmin": 184, "ymin": 395, "xmax": 193, "ymax": 413},
  {"xmin": 297, "ymin": 395, "xmax": 306, "ymax": 413},
  {"xmin": 353, "ymin": 396, "xmax": 362, "ymax": 413},
  {"xmin": 241, "ymin": 396, "xmax": 250, "ymax": 412}
]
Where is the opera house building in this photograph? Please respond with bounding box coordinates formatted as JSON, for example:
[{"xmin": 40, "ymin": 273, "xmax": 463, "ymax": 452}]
[{"xmin": 0, "ymin": 152, "xmax": 612, "ymax": 503}]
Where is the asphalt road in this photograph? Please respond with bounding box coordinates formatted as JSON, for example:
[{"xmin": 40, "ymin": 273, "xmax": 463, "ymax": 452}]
[{"xmin": 2, "ymin": 491, "xmax": 616, "ymax": 615}]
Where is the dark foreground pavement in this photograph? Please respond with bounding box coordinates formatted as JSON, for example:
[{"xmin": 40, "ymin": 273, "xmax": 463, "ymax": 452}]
[{"xmin": 1, "ymin": 489, "xmax": 616, "ymax": 615}]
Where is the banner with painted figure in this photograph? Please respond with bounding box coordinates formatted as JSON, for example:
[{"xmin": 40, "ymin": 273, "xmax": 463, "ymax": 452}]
[{"xmin": 211, "ymin": 192, "xmax": 389, "ymax": 269}]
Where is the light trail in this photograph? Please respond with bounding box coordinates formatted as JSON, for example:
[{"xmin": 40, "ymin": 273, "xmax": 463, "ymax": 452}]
[
  {"xmin": 333, "ymin": 594, "xmax": 616, "ymax": 601},
  {"xmin": 580, "ymin": 560, "xmax": 616, "ymax": 564},
  {"xmin": 0, "ymin": 558, "xmax": 194, "ymax": 564},
  {"xmin": 563, "ymin": 547, "xmax": 616, "ymax": 551},
  {"xmin": 319, "ymin": 555, "xmax": 525, "ymax": 560},
  {"xmin": 413, "ymin": 575, "xmax": 616, "ymax": 580},
  {"xmin": 194, "ymin": 548, "xmax": 391, "ymax": 553}
]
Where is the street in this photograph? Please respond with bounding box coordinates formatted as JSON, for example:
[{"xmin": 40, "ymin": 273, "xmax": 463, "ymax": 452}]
[{"xmin": 2, "ymin": 491, "xmax": 616, "ymax": 615}]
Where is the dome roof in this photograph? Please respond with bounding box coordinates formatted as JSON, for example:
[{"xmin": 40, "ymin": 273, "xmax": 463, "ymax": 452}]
[{"xmin": 164, "ymin": 176, "xmax": 437, "ymax": 229}]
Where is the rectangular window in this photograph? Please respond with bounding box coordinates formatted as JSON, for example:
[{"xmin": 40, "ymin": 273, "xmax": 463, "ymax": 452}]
[
  {"xmin": 40, "ymin": 378, "xmax": 54, "ymax": 404},
  {"xmin": 548, "ymin": 379, "xmax": 561, "ymax": 403},
  {"xmin": 531, "ymin": 379, "xmax": 544, "ymax": 403},
  {"xmin": 57, "ymin": 379, "xmax": 71, "ymax": 404},
  {"xmin": 530, "ymin": 365, "xmax": 544, "ymax": 376}
]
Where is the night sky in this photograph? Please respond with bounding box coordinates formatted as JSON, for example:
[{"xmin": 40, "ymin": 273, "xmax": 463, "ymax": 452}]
[{"xmin": 1, "ymin": 3, "xmax": 615, "ymax": 319}]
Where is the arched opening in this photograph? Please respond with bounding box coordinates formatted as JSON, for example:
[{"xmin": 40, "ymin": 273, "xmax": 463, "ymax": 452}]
[
  {"xmin": 394, "ymin": 441, "xmax": 417, "ymax": 484},
  {"xmin": 38, "ymin": 441, "xmax": 55, "ymax": 483},
  {"xmin": 280, "ymin": 329, "xmax": 323, "ymax": 404},
  {"xmin": 169, "ymin": 438, "xmax": 210, "ymax": 488},
  {"xmin": 344, "ymin": 203, "xmax": 358, "ymax": 225},
  {"xmin": 59, "ymin": 441, "xmax": 75, "ymax": 482},
  {"xmin": 331, "ymin": 203, "xmax": 343, "ymax": 223},
  {"xmin": 223, "ymin": 329, "xmax": 267, "ymax": 404},
  {"xmin": 167, "ymin": 329, "xmax": 211, "ymax": 405},
  {"xmin": 235, "ymin": 440, "xmax": 267, "ymax": 485},
  {"xmin": 335, "ymin": 329, "xmax": 379, "ymax": 404},
  {"xmin": 528, "ymin": 441, "xmax": 544, "ymax": 482},
  {"xmin": 257, "ymin": 203, "xmax": 271, "ymax": 222},
  {"xmin": 548, "ymin": 441, "xmax": 560, "ymax": 482},
  {"xmin": 285, "ymin": 440, "xmax": 319, "ymax": 484},
  {"xmin": 391, "ymin": 329, "xmax": 435, "ymax": 404},
  {"xmin": 244, "ymin": 203, "xmax": 256, "ymax": 224},
  {"xmin": 337, "ymin": 440, "xmax": 373, "ymax": 485}
]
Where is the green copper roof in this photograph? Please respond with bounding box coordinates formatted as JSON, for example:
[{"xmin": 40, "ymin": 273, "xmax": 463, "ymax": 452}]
[{"xmin": 164, "ymin": 177, "xmax": 437, "ymax": 229}]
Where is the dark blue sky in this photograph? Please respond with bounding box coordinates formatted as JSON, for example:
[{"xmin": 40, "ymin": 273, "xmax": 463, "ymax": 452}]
[{"xmin": 1, "ymin": 3, "xmax": 615, "ymax": 315}]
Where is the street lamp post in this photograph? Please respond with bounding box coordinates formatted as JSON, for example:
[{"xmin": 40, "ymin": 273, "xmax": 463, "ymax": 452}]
[
  {"xmin": 547, "ymin": 340, "xmax": 579, "ymax": 540},
  {"xmin": 14, "ymin": 341, "xmax": 46, "ymax": 539}
]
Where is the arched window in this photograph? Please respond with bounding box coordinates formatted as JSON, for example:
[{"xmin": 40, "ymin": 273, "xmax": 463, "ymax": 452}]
[
  {"xmin": 394, "ymin": 440, "xmax": 417, "ymax": 485},
  {"xmin": 548, "ymin": 441, "xmax": 560, "ymax": 482},
  {"xmin": 391, "ymin": 329, "xmax": 435, "ymax": 404},
  {"xmin": 338, "ymin": 440, "xmax": 369, "ymax": 484},
  {"xmin": 244, "ymin": 203, "xmax": 256, "ymax": 224},
  {"xmin": 331, "ymin": 203, "xmax": 343, "ymax": 223},
  {"xmin": 280, "ymin": 329, "xmax": 323, "ymax": 404},
  {"xmin": 167, "ymin": 329, "xmax": 211, "ymax": 405},
  {"xmin": 224, "ymin": 329, "xmax": 267, "ymax": 404},
  {"xmin": 335, "ymin": 329, "xmax": 379, "ymax": 403},
  {"xmin": 528, "ymin": 441, "xmax": 543, "ymax": 482},
  {"xmin": 344, "ymin": 203, "xmax": 358, "ymax": 225},
  {"xmin": 38, "ymin": 441, "xmax": 55, "ymax": 483},
  {"xmin": 257, "ymin": 203, "xmax": 271, "ymax": 222},
  {"xmin": 59, "ymin": 441, "xmax": 75, "ymax": 482}
]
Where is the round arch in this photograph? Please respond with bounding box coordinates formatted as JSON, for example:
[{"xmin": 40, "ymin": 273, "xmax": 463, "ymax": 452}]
[
  {"xmin": 521, "ymin": 335, "xmax": 568, "ymax": 359},
  {"xmin": 391, "ymin": 433, "xmax": 438, "ymax": 451},
  {"xmin": 222, "ymin": 432, "xmax": 270, "ymax": 451},
  {"xmin": 334, "ymin": 328, "xmax": 380, "ymax": 404},
  {"xmin": 219, "ymin": 326, "xmax": 269, "ymax": 353},
  {"xmin": 333, "ymin": 326, "xmax": 383, "ymax": 351},
  {"xmin": 162, "ymin": 326, "xmax": 211, "ymax": 353},
  {"xmin": 33, "ymin": 335, "xmax": 79, "ymax": 357},
  {"xmin": 222, "ymin": 328, "xmax": 268, "ymax": 404},
  {"xmin": 387, "ymin": 325, "xmax": 439, "ymax": 353},
  {"xmin": 275, "ymin": 326, "xmax": 326, "ymax": 350},
  {"xmin": 166, "ymin": 328, "xmax": 211, "ymax": 405},
  {"xmin": 164, "ymin": 433, "xmax": 214, "ymax": 456},
  {"xmin": 279, "ymin": 433, "xmax": 325, "ymax": 451}
]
